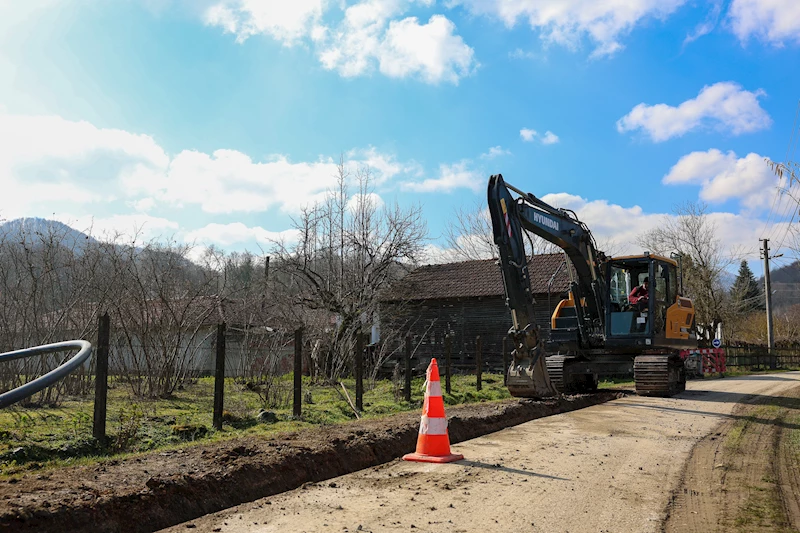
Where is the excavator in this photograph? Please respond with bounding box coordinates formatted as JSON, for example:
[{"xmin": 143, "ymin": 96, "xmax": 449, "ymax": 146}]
[{"xmin": 487, "ymin": 174, "xmax": 697, "ymax": 398}]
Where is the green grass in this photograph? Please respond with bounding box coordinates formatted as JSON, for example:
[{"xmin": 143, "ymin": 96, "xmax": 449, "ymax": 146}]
[
  {"xmin": 725, "ymin": 401, "xmax": 797, "ymax": 532},
  {"xmin": 733, "ymin": 477, "xmax": 794, "ymax": 532},
  {"xmin": 5, "ymin": 365, "xmax": 792, "ymax": 477},
  {"xmin": 598, "ymin": 377, "xmax": 635, "ymax": 389},
  {"xmin": 0, "ymin": 373, "xmax": 511, "ymax": 476},
  {"xmin": 787, "ymin": 412, "xmax": 800, "ymax": 458}
]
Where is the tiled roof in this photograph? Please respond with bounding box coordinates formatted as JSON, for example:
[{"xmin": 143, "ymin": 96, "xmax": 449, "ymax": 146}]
[{"xmin": 381, "ymin": 254, "xmax": 572, "ymax": 302}]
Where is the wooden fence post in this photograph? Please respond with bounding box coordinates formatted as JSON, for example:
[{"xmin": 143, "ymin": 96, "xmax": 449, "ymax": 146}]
[
  {"xmin": 213, "ymin": 322, "xmax": 226, "ymax": 430},
  {"xmin": 445, "ymin": 334, "xmax": 452, "ymax": 395},
  {"xmin": 355, "ymin": 333, "xmax": 364, "ymax": 412},
  {"xmin": 92, "ymin": 312, "xmax": 110, "ymax": 445},
  {"xmin": 404, "ymin": 334, "xmax": 412, "ymax": 403},
  {"xmin": 476, "ymin": 335, "xmax": 482, "ymax": 391},
  {"xmin": 293, "ymin": 328, "xmax": 303, "ymax": 418},
  {"xmin": 502, "ymin": 336, "xmax": 508, "ymax": 386}
]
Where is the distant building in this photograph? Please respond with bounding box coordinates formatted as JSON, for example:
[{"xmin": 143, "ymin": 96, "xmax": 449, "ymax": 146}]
[
  {"xmin": 34, "ymin": 296, "xmax": 296, "ymax": 378},
  {"xmin": 379, "ymin": 254, "xmax": 572, "ymax": 372}
]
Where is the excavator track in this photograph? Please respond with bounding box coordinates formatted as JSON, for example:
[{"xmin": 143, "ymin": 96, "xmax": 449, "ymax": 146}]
[
  {"xmin": 545, "ymin": 355, "xmax": 568, "ymax": 391},
  {"xmin": 546, "ymin": 355, "xmax": 598, "ymax": 394},
  {"xmin": 634, "ymin": 354, "xmax": 686, "ymax": 397}
]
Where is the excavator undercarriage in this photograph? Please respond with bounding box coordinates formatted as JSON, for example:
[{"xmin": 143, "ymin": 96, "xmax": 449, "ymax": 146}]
[{"xmin": 543, "ymin": 353, "xmax": 686, "ymax": 396}]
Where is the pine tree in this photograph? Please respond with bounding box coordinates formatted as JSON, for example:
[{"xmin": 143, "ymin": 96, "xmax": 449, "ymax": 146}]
[{"xmin": 731, "ymin": 260, "xmax": 763, "ymax": 314}]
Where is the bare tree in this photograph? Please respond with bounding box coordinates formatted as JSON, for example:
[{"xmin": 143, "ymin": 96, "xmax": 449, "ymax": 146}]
[
  {"xmin": 273, "ymin": 160, "xmax": 427, "ymax": 379},
  {"xmin": 105, "ymin": 238, "xmax": 220, "ymax": 398},
  {"xmin": 0, "ymin": 220, "xmax": 109, "ymax": 405},
  {"xmin": 444, "ymin": 200, "xmax": 560, "ymax": 261},
  {"xmin": 637, "ymin": 202, "xmax": 737, "ymax": 340}
]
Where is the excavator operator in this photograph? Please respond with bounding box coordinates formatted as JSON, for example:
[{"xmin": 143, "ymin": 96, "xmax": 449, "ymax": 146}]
[{"xmin": 628, "ymin": 276, "xmax": 649, "ymax": 311}]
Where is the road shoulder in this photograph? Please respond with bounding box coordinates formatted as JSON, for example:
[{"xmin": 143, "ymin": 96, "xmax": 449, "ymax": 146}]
[{"xmin": 665, "ymin": 383, "xmax": 800, "ymax": 533}]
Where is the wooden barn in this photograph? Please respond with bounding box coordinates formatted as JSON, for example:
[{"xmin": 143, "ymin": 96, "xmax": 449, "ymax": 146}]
[{"xmin": 379, "ymin": 253, "xmax": 572, "ymax": 372}]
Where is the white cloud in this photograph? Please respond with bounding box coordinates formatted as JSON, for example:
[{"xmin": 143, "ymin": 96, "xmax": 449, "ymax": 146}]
[
  {"xmin": 131, "ymin": 197, "xmax": 157, "ymax": 212},
  {"xmin": 616, "ymin": 81, "xmax": 772, "ymax": 142},
  {"xmin": 401, "ymin": 161, "xmax": 482, "ymax": 193},
  {"xmin": 509, "ymin": 48, "xmax": 539, "ymax": 60},
  {"xmin": 204, "ymin": 0, "xmax": 327, "ymax": 45},
  {"xmin": 185, "ymin": 222, "xmax": 299, "ymax": 247},
  {"xmin": 0, "ymin": 111, "xmax": 413, "ymax": 223},
  {"xmin": 520, "ymin": 128, "xmax": 537, "ymax": 142},
  {"xmin": 0, "ymin": 110, "xmax": 169, "ymax": 218},
  {"xmin": 520, "ymin": 127, "xmax": 559, "ymax": 145},
  {"xmin": 317, "ymin": 0, "xmax": 402, "ymax": 77},
  {"xmin": 448, "ymin": 0, "xmax": 687, "ymax": 58},
  {"xmin": 663, "ymin": 149, "xmax": 780, "ymax": 210},
  {"xmin": 420, "ymin": 243, "xmax": 461, "ymax": 264},
  {"xmin": 378, "ymin": 15, "xmax": 476, "ymax": 83},
  {"xmin": 728, "ymin": 0, "xmax": 800, "ymax": 45},
  {"xmin": 683, "ymin": 0, "xmax": 723, "ymax": 45},
  {"xmin": 0, "ymin": 111, "xmax": 168, "ymax": 169},
  {"xmin": 346, "ymin": 192, "xmax": 386, "ymax": 213},
  {"xmin": 541, "ymin": 131, "xmax": 559, "ymax": 145},
  {"xmin": 319, "ymin": 2, "xmax": 476, "ymax": 84},
  {"xmin": 540, "ymin": 192, "xmax": 663, "ymax": 254},
  {"xmin": 52, "ymin": 213, "xmax": 180, "ymax": 244},
  {"xmin": 426, "ymin": 189, "xmax": 789, "ymax": 263},
  {"xmin": 537, "ymin": 191, "xmax": 784, "ymax": 259},
  {"xmin": 206, "ymin": 0, "xmax": 476, "ymax": 84},
  {"xmin": 480, "ymin": 146, "xmax": 511, "ymax": 159},
  {"xmin": 128, "ymin": 148, "xmax": 407, "ymax": 215},
  {"xmin": 347, "ymin": 146, "xmax": 412, "ymax": 184}
]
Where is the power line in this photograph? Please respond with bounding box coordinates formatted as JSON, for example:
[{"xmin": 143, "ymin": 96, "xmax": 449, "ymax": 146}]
[
  {"xmin": 774, "ymin": 202, "xmax": 799, "ymax": 253},
  {"xmin": 762, "ymin": 100, "xmax": 800, "ymax": 244},
  {"xmin": 722, "ymin": 248, "xmax": 760, "ymax": 259},
  {"xmin": 766, "ymin": 176, "xmax": 800, "ymax": 254}
]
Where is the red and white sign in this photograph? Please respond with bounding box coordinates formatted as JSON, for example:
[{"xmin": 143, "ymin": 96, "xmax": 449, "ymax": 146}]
[{"xmin": 680, "ymin": 348, "xmax": 726, "ymax": 374}]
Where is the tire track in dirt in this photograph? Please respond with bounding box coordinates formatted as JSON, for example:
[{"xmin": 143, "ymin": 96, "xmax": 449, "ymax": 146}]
[
  {"xmin": 778, "ymin": 407, "xmax": 800, "ymax": 532},
  {"xmin": 664, "ymin": 384, "xmax": 800, "ymax": 533}
]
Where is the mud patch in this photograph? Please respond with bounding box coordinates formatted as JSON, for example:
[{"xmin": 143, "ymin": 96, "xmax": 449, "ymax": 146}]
[
  {"xmin": 664, "ymin": 385, "xmax": 800, "ymax": 533},
  {"xmin": 0, "ymin": 392, "xmax": 620, "ymax": 533}
]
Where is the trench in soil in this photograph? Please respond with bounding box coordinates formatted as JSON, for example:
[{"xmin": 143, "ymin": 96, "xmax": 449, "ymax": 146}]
[{"xmin": 1, "ymin": 391, "xmax": 623, "ymax": 533}]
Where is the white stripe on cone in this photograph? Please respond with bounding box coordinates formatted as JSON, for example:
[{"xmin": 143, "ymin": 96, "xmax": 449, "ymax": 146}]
[
  {"xmin": 419, "ymin": 415, "xmax": 448, "ymax": 435},
  {"xmin": 426, "ymin": 380, "xmax": 442, "ymax": 397}
]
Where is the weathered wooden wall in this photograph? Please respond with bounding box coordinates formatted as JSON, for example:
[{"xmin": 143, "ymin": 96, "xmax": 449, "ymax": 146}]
[{"xmin": 381, "ymin": 293, "xmax": 561, "ymax": 373}]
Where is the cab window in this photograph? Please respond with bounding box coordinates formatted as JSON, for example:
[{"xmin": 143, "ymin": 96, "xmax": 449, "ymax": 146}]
[{"xmin": 608, "ymin": 263, "xmax": 648, "ymax": 336}]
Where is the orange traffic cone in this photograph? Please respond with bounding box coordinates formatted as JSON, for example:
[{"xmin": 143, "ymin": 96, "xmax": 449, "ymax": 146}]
[{"xmin": 403, "ymin": 358, "xmax": 464, "ymax": 463}]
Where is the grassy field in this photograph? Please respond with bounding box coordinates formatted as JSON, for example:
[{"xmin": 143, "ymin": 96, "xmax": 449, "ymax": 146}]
[
  {"xmin": 2, "ymin": 367, "xmax": 793, "ymax": 477},
  {"xmin": 0, "ymin": 372, "xmax": 512, "ymax": 477}
]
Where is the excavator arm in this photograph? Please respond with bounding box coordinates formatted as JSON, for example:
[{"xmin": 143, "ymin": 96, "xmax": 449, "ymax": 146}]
[{"xmin": 487, "ymin": 174, "xmax": 608, "ymax": 397}]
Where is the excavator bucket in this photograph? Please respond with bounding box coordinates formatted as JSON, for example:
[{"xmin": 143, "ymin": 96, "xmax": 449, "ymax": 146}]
[{"xmin": 507, "ymin": 355, "xmax": 559, "ymax": 398}]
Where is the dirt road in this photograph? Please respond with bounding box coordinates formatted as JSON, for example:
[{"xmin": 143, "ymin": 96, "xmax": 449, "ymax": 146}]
[
  {"xmin": 162, "ymin": 373, "xmax": 800, "ymax": 533},
  {"xmin": 666, "ymin": 376, "xmax": 800, "ymax": 532}
]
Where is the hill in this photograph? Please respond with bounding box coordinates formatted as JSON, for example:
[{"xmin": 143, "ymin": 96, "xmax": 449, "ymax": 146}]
[
  {"xmin": 771, "ymin": 260, "xmax": 800, "ymax": 284},
  {"xmin": 0, "ymin": 218, "xmax": 98, "ymax": 253},
  {"xmin": 767, "ymin": 259, "xmax": 800, "ymax": 310}
]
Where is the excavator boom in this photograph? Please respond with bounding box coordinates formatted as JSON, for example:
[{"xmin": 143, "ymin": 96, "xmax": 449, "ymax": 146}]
[{"xmin": 487, "ymin": 175, "xmax": 565, "ymax": 396}]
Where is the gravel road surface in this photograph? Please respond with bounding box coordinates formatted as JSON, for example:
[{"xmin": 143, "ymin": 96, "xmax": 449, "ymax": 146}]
[{"xmin": 162, "ymin": 373, "xmax": 800, "ymax": 533}]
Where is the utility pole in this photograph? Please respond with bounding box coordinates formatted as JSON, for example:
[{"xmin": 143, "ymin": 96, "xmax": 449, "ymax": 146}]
[{"xmin": 761, "ymin": 239, "xmax": 775, "ymax": 356}]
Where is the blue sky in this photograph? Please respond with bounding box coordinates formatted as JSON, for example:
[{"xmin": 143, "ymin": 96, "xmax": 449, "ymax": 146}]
[{"xmin": 1, "ymin": 0, "xmax": 799, "ymax": 274}]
